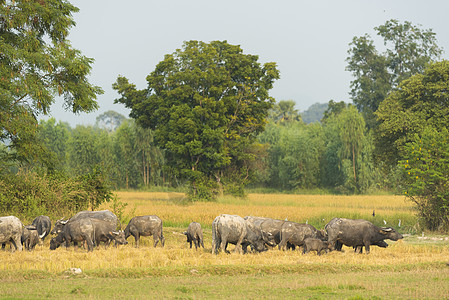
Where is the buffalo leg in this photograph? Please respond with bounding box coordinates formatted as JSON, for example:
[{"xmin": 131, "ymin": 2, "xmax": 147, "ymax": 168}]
[{"xmin": 364, "ymin": 242, "xmax": 370, "ymax": 254}]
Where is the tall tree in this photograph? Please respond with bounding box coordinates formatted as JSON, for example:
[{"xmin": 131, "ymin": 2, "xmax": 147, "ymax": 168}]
[
  {"xmin": 114, "ymin": 40, "xmax": 279, "ymax": 200},
  {"xmin": 0, "ymin": 0, "xmax": 102, "ymax": 164},
  {"xmin": 95, "ymin": 110, "xmax": 126, "ymax": 133},
  {"xmin": 269, "ymin": 100, "xmax": 301, "ymax": 124},
  {"xmin": 346, "ymin": 20, "xmax": 442, "ymax": 128},
  {"xmin": 375, "ymin": 60, "xmax": 449, "ymax": 168}
]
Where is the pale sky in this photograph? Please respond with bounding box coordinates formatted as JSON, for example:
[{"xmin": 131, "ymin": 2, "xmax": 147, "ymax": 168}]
[{"xmin": 43, "ymin": 0, "xmax": 449, "ymax": 126}]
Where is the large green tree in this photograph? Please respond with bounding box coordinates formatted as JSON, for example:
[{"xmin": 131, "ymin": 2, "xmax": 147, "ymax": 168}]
[
  {"xmin": 375, "ymin": 60, "xmax": 449, "ymax": 167},
  {"xmin": 114, "ymin": 40, "xmax": 279, "ymax": 200},
  {"xmin": 377, "ymin": 60, "xmax": 449, "ymax": 229},
  {"xmin": 347, "ymin": 19, "xmax": 442, "ymax": 128},
  {"xmin": 0, "ymin": 0, "xmax": 102, "ymax": 163}
]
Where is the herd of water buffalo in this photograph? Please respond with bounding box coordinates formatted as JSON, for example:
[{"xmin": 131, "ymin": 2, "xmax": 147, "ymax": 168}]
[{"xmin": 0, "ymin": 210, "xmax": 404, "ymax": 255}]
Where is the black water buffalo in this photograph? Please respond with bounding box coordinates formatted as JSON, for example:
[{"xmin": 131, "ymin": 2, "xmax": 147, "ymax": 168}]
[
  {"xmin": 51, "ymin": 210, "xmax": 118, "ymax": 235},
  {"xmin": 21, "ymin": 225, "xmax": 40, "ymax": 251},
  {"xmin": 50, "ymin": 218, "xmax": 96, "ymax": 252},
  {"xmin": 183, "ymin": 222, "xmax": 204, "ymax": 250},
  {"xmin": 0, "ymin": 216, "xmax": 23, "ymax": 252},
  {"xmin": 212, "ymin": 214, "xmax": 267, "ymax": 254},
  {"xmin": 31, "ymin": 215, "xmax": 51, "ymax": 242},
  {"xmin": 124, "ymin": 215, "xmax": 165, "ymax": 248},
  {"xmin": 326, "ymin": 218, "xmax": 403, "ymax": 254},
  {"xmin": 302, "ymin": 237, "xmax": 333, "ymax": 255},
  {"xmin": 278, "ymin": 221, "xmax": 326, "ymax": 251}
]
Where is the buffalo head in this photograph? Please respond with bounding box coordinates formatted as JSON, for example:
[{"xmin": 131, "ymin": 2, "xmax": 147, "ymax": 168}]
[{"xmin": 380, "ymin": 227, "xmax": 403, "ymax": 241}]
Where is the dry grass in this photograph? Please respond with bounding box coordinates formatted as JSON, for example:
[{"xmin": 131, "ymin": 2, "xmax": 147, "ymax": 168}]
[
  {"xmin": 0, "ymin": 192, "xmax": 447, "ymax": 298},
  {"xmin": 110, "ymin": 192, "xmax": 414, "ymax": 225},
  {"xmin": 0, "ymin": 233, "xmax": 447, "ymax": 275}
]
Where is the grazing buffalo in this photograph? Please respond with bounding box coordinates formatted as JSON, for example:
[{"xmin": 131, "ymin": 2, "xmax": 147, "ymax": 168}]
[
  {"xmin": 278, "ymin": 221, "xmax": 327, "ymax": 251},
  {"xmin": 51, "ymin": 210, "xmax": 118, "ymax": 235},
  {"xmin": 326, "ymin": 218, "xmax": 403, "ymax": 254},
  {"xmin": 302, "ymin": 237, "xmax": 333, "ymax": 255},
  {"xmin": 21, "ymin": 225, "xmax": 40, "ymax": 251},
  {"xmin": 124, "ymin": 215, "xmax": 165, "ymax": 248},
  {"xmin": 0, "ymin": 216, "xmax": 23, "ymax": 252},
  {"xmin": 50, "ymin": 218, "xmax": 96, "ymax": 252},
  {"xmin": 183, "ymin": 222, "xmax": 204, "ymax": 250},
  {"xmin": 31, "ymin": 215, "xmax": 51, "ymax": 242},
  {"xmin": 87, "ymin": 218, "xmax": 128, "ymax": 248},
  {"xmin": 212, "ymin": 214, "xmax": 267, "ymax": 254}
]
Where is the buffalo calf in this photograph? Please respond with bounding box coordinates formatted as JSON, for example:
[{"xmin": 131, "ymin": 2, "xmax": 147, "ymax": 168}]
[
  {"xmin": 184, "ymin": 222, "xmax": 204, "ymax": 250},
  {"xmin": 302, "ymin": 237, "xmax": 333, "ymax": 255}
]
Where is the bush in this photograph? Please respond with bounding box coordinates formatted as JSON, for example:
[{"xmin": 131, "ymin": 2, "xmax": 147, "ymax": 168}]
[
  {"xmin": 400, "ymin": 127, "xmax": 449, "ymax": 231},
  {"xmin": 0, "ymin": 169, "xmax": 112, "ymax": 220}
]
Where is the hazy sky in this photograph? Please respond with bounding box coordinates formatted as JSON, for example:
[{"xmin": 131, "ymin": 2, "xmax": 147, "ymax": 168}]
[{"xmin": 44, "ymin": 0, "xmax": 449, "ymax": 126}]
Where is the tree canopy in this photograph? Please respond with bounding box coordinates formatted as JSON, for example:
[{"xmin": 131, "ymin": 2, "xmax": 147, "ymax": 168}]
[
  {"xmin": 346, "ymin": 19, "xmax": 442, "ymax": 128},
  {"xmin": 114, "ymin": 40, "xmax": 279, "ymax": 199},
  {"xmin": 375, "ymin": 60, "xmax": 449, "ymax": 167},
  {"xmin": 0, "ymin": 0, "xmax": 102, "ymax": 163}
]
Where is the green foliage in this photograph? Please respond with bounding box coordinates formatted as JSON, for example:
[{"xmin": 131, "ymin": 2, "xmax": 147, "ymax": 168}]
[
  {"xmin": 0, "ymin": 0, "xmax": 102, "ymax": 166},
  {"xmin": 376, "ymin": 60, "xmax": 449, "ymax": 168},
  {"xmin": 114, "ymin": 40, "xmax": 280, "ymax": 200},
  {"xmin": 269, "ymin": 100, "xmax": 302, "ymax": 124},
  {"xmin": 0, "ymin": 169, "xmax": 112, "ymax": 219},
  {"xmin": 400, "ymin": 127, "xmax": 449, "ymax": 231},
  {"xmin": 347, "ymin": 19, "xmax": 442, "ymax": 128}
]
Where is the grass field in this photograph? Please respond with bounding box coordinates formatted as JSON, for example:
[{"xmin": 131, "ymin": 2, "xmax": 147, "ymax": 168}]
[{"xmin": 1, "ymin": 192, "xmax": 448, "ymax": 299}]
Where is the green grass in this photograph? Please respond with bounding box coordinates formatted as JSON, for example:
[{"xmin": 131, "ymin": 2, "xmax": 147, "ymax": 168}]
[{"xmin": 1, "ymin": 268, "xmax": 448, "ymax": 299}]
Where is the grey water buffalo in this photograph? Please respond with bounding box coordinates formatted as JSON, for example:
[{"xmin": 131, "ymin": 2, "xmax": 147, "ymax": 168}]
[
  {"xmin": 212, "ymin": 214, "xmax": 267, "ymax": 254},
  {"xmin": 50, "ymin": 218, "xmax": 96, "ymax": 252},
  {"xmin": 92, "ymin": 219, "xmax": 128, "ymax": 248},
  {"xmin": 326, "ymin": 218, "xmax": 403, "ymax": 254},
  {"xmin": 31, "ymin": 215, "xmax": 51, "ymax": 242},
  {"xmin": 21, "ymin": 225, "xmax": 40, "ymax": 251},
  {"xmin": 51, "ymin": 210, "xmax": 118, "ymax": 235},
  {"xmin": 124, "ymin": 215, "xmax": 165, "ymax": 248},
  {"xmin": 302, "ymin": 237, "xmax": 333, "ymax": 255},
  {"xmin": 278, "ymin": 221, "xmax": 326, "ymax": 251},
  {"xmin": 0, "ymin": 216, "xmax": 23, "ymax": 252},
  {"xmin": 183, "ymin": 222, "xmax": 204, "ymax": 250}
]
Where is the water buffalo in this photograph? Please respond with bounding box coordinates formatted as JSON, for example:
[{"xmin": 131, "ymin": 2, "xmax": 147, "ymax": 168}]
[
  {"xmin": 50, "ymin": 218, "xmax": 96, "ymax": 252},
  {"xmin": 243, "ymin": 216, "xmax": 290, "ymax": 251},
  {"xmin": 212, "ymin": 214, "xmax": 267, "ymax": 254},
  {"xmin": 0, "ymin": 216, "xmax": 23, "ymax": 252},
  {"xmin": 124, "ymin": 215, "xmax": 165, "ymax": 248},
  {"xmin": 21, "ymin": 225, "xmax": 40, "ymax": 251},
  {"xmin": 183, "ymin": 222, "xmax": 204, "ymax": 250},
  {"xmin": 326, "ymin": 218, "xmax": 403, "ymax": 254},
  {"xmin": 92, "ymin": 219, "xmax": 128, "ymax": 248},
  {"xmin": 31, "ymin": 215, "xmax": 51, "ymax": 242},
  {"xmin": 51, "ymin": 210, "xmax": 118, "ymax": 235},
  {"xmin": 302, "ymin": 237, "xmax": 333, "ymax": 255},
  {"xmin": 278, "ymin": 221, "xmax": 326, "ymax": 251}
]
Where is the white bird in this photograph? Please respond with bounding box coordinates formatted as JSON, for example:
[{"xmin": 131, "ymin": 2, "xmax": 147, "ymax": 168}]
[
  {"xmin": 383, "ymin": 220, "xmax": 387, "ymax": 225},
  {"xmin": 398, "ymin": 219, "xmax": 401, "ymax": 227}
]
